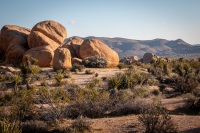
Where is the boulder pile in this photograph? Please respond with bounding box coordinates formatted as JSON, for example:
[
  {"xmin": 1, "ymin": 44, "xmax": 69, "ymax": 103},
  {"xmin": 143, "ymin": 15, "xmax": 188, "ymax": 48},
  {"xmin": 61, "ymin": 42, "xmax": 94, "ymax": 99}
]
[{"xmin": 0, "ymin": 20, "xmax": 119, "ymax": 70}]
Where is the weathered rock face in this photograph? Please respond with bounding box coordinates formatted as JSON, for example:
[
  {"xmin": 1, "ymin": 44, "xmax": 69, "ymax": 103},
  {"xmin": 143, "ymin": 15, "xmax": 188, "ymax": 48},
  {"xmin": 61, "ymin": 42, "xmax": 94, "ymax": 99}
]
[
  {"xmin": 143, "ymin": 53, "xmax": 159, "ymax": 63},
  {"xmin": 72, "ymin": 57, "xmax": 82, "ymax": 65},
  {"xmin": 79, "ymin": 39, "xmax": 119, "ymax": 66},
  {"xmin": 24, "ymin": 45, "xmax": 54, "ymax": 67},
  {"xmin": 62, "ymin": 37, "xmax": 83, "ymax": 58},
  {"xmin": 28, "ymin": 20, "xmax": 67, "ymax": 51},
  {"xmin": 53, "ymin": 47, "xmax": 71, "ymax": 70},
  {"xmin": 0, "ymin": 25, "xmax": 30, "ymax": 64}
]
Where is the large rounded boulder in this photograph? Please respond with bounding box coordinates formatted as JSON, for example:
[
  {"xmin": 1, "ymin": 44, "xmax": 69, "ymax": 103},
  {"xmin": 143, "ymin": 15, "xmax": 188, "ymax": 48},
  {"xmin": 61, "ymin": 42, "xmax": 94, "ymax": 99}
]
[
  {"xmin": 62, "ymin": 37, "xmax": 83, "ymax": 58},
  {"xmin": 24, "ymin": 45, "xmax": 54, "ymax": 67},
  {"xmin": 28, "ymin": 20, "xmax": 67, "ymax": 51},
  {"xmin": 53, "ymin": 47, "xmax": 72, "ymax": 71},
  {"xmin": 143, "ymin": 53, "xmax": 159, "ymax": 64},
  {"xmin": 0, "ymin": 25, "xmax": 30, "ymax": 64},
  {"xmin": 79, "ymin": 39, "xmax": 119, "ymax": 67}
]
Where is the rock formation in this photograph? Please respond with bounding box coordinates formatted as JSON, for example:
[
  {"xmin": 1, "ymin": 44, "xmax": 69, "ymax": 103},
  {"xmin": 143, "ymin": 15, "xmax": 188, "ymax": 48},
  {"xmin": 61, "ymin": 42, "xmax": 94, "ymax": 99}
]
[
  {"xmin": 28, "ymin": 20, "xmax": 67, "ymax": 51},
  {"xmin": 24, "ymin": 45, "xmax": 54, "ymax": 67},
  {"xmin": 62, "ymin": 37, "xmax": 83, "ymax": 58},
  {"xmin": 0, "ymin": 25, "xmax": 30, "ymax": 63},
  {"xmin": 143, "ymin": 53, "xmax": 159, "ymax": 63},
  {"xmin": 79, "ymin": 39, "xmax": 119, "ymax": 67},
  {"xmin": 53, "ymin": 47, "xmax": 72, "ymax": 70}
]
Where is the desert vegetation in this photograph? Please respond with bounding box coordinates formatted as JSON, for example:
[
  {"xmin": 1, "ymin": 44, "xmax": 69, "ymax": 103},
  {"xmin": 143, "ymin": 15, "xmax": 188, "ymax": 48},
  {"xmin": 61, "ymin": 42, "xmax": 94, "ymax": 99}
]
[{"xmin": 0, "ymin": 55, "xmax": 199, "ymax": 133}]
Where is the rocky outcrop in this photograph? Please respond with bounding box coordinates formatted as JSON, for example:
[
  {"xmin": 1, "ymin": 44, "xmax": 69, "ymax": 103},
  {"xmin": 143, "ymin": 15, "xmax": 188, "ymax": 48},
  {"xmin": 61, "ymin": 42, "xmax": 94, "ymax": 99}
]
[
  {"xmin": 121, "ymin": 56, "xmax": 138, "ymax": 65},
  {"xmin": 0, "ymin": 25, "xmax": 30, "ymax": 63},
  {"xmin": 72, "ymin": 57, "xmax": 82, "ymax": 65},
  {"xmin": 24, "ymin": 45, "xmax": 54, "ymax": 67},
  {"xmin": 28, "ymin": 20, "xmax": 67, "ymax": 51},
  {"xmin": 79, "ymin": 39, "xmax": 119, "ymax": 67},
  {"xmin": 143, "ymin": 53, "xmax": 159, "ymax": 63},
  {"xmin": 53, "ymin": 47, "xmax": 71, "ymax": 70},
  {"xmin": 62, "ymin": 37, "xmax": 83, "ymax": 58}
]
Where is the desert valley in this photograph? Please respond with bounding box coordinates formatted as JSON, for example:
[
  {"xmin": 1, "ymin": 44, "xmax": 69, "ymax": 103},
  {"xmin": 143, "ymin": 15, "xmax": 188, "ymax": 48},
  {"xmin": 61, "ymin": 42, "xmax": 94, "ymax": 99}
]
[{"xmin": 0, "ymin": 20, "xmax": 199, "ymax": 133}]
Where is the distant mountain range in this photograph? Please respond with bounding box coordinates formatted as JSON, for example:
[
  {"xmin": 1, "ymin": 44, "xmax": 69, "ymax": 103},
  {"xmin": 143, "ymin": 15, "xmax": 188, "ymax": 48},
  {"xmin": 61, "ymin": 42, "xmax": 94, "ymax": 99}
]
[{"xmin": 65, "ymin": 36, "xmax": 200, "ymax": 59}]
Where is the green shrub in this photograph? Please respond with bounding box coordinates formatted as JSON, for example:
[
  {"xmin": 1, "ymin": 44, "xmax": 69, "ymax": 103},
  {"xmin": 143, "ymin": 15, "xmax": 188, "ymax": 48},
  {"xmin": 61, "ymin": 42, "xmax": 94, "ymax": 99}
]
[
  {"xmin": 55, "ymin": 70, "xmax": 64, "ymax": 86},
  {"xmin": 171, "ymin": 76, "xmax": 199, "ymax": 94},
  {"xmin": 109, "ymin": 98, "xmax": 153, "ymax": 116},
  {"xmin": 11, "ymin": 74, "xmax": 22, "ymax": 93},
  {"xmin": 139, "ymin": 106, "xmax": 178, "ymax": 133},
  {"xmin": 108, "ymin": 70, "xmax": 148, "ymax": 90},
  {"xmin": 85, "ymin": 70, "xmax": 94, "ymax": 74},
  {"xmin": 184, "ymin": 93, "xmax": 200, "ymax": 113},
  {"xmin": 29, "ymin": 65, "xmax": 41, "ymax": 75},
  {"xmin": 82, "ymin": 56, "xmax": 108, "ymax": 68},
  {"xmin": 66, "ymin": 88, "xmax": 110, "ymax": 118},
  {"xmin": 0, "ymin": 120, "xmax": 22, "ymax": 133},
  {"xmin": 71, "ymin": 63, "xmax": 85, "ymax": 72},
  {"xmin": 133, "ymin": 86, "xmax": 150, "ymax": 98},
  {"xmin": 35, "ymin": 87, "xmax": 70, "ymax": 122}
]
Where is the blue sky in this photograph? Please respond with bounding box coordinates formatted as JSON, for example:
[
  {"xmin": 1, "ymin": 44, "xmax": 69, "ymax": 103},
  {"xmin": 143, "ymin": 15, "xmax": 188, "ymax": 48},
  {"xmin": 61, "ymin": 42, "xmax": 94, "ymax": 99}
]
[{"xmin": 0, "ymin": 0, "xmax": 200, "ymax": 44}]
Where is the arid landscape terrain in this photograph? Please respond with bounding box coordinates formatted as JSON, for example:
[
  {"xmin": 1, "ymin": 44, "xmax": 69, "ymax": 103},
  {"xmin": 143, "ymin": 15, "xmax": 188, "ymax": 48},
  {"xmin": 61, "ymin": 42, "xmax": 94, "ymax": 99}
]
[{"xmin": 0, "ymin": 20, "xmax": 199, "ymax": 133}]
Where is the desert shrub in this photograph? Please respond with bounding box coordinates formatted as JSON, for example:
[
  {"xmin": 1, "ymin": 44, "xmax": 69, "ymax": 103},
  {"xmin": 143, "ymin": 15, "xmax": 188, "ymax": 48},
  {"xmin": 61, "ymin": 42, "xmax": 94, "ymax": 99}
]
[
  {"xmin": 21, "ymin": 120, "xmax": 48, "ymax": 133},
  {"xmin": 85, "ymin": 69, "xmax": 94, "ymax": 74},
  {"xmin": 107, "ymin": 75, "xmax": 121, "ymax": 90},
  {"xmin": 0, "ymin": 120, "xmax": 22, "ymax": 133},
  {"xmin": 95, "ymin": 73, "xmax": 99, "ymax": 77},
  {"xmin": 35, "ymin": 87, "xmax": 70, "ymax": 122},
  {"xmin": 117, "ymin": 63, "xmax": 125, "ymax": 70},
  {"xmin": 85, "ymin": 78, "xmax": 102, "ymax": 89},
  {"xmin": 108, "ymin": 70, "xmax": 148, "ymax": 90},
  {"xmin": 133, "ymin": 86, "xmax": 150, "ymax": 98},
  {"xmin": 117, "ymin": 89, "xmax": 134, "ymax": 100},
  {"xmin": 6, "ymin": 89, "xmax": 35, "ymax": 121},
  {"xmin": 146, "ymin": 78, "xmax": 159, "ymax": 86},
  {"xmin": 71, "ymin": 63, "xmax": 85, "ymax": 72},
  {"xmin": 151, "ymin": 89, "xmax": 160, "ymax": 96},
  {"xmin": 109, "ymin": 98, "xmax": 153, "ymax": 116},
  {"xmin": 82, "ymin": 56, "xmax": 108, "ymax": 68},
  {"xmin": 184, "ymin": 93, "xmax": 200, "ymax": 113},
  {"xmin": 19, "ymin": 55, "xmax": 39, "ymax": 75},
  {"xmin": 63, "ymin": 71, "xmax": 71, "ymax": 78},
  {"xmin": 171, "ymin": 76, "xmax": 199, "ymax": 94},
  {"xmin": 68, "ymin": 117, "xmax": 92, "ymax": 133},
  {"xmin": 66, "ymin": 88, "xmax": 110, "ymax": 118},
  {"xmin": 139, "ymin": 106, "xmax": 178, "ymax": 133},
  {"xmin": 11, "ymin": 74, "xmax": 22, "ymax": 93},
  {"xmin": 55, "ymin": 70, "xmax": 64, "ymax": 86},
  {"xmin": 28, "ymin": 65, "xmax": 41, "ymax": 75}
]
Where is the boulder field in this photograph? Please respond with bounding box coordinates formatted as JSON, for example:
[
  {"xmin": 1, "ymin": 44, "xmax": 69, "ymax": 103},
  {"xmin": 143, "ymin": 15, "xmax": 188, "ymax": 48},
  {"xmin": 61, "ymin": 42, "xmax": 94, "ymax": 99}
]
[{"xmin": 0, "ymin": 20, "xmax": 120, "ymax": 69}]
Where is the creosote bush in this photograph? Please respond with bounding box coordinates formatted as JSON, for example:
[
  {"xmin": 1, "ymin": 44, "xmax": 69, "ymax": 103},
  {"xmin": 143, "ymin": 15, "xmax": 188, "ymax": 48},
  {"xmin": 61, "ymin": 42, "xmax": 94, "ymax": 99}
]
[
  {"xmin": 82, "ymin": 56, "xmax": 108, "ymax": 68},
  {"xmin": 68, "ymin": 116, "xmax": 92, "ymax": 133},
  {"xmin": 71, "ymin": 63, "xmax": 85, "ymax": 72},
  {"xmin": 139, "ymin": 106, "xmax": 178, "ymax": 133}
]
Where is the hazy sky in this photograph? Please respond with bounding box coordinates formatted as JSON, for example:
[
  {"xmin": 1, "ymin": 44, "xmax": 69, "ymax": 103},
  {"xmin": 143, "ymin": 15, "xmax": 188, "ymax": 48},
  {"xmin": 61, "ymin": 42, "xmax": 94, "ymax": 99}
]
[{"xmin": 0, "ymin": 0, "xmax": 200, "ymax": 44}]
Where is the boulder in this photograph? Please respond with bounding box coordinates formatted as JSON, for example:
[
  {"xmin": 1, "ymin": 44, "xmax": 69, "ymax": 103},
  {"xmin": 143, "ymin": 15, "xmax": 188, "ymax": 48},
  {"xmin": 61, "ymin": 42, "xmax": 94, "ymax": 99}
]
[
  {"xmin": 53, "ymin": 47, "xmax": 72, "ymax": 70},
  {"xmin": 63, "ymin": 37, "xmax": 83, "ymax": 58},
  {"xmin": 72, "ymin": 57, "xmax": 82, "ymax": 65},
  {"xmin": 0, "ymin": 25, "xmax": 30, "ymax": 64},
  {"xmin": 79, "ymin": 39, "xmax": 119, "ymax": 67},
  {"xmin": 143, "ymin": 53, "xmax": 159, "ymax": 63},
  {"xmin": 28, "ymin": 20, "xmax": 67, "ymax": 51},
  {"xmin": 132, "ymin": 56, "xmax": 138, "ymax": 61},
  {"xmin": 24, "ymin": 45, "xmax": 54, "ymax": 67}
]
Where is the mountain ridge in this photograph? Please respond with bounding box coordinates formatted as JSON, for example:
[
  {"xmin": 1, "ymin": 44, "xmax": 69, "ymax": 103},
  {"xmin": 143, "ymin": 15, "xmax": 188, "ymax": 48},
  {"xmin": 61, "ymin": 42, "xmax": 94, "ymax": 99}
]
[{"xmin": 65, "ymin": 36, "xmax": 200, "ymax": 59}]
